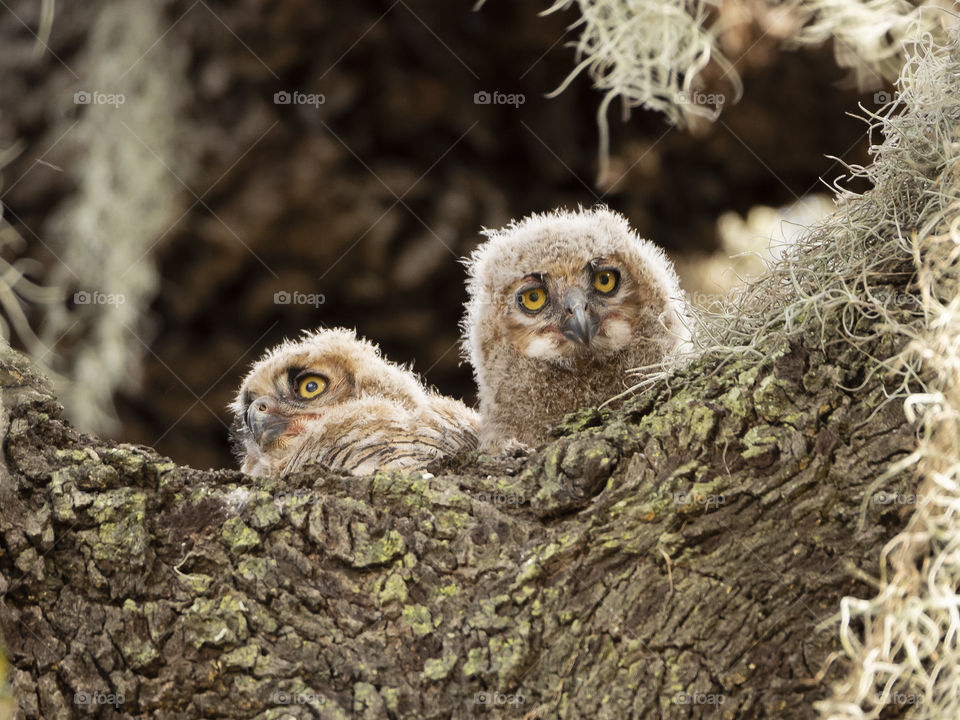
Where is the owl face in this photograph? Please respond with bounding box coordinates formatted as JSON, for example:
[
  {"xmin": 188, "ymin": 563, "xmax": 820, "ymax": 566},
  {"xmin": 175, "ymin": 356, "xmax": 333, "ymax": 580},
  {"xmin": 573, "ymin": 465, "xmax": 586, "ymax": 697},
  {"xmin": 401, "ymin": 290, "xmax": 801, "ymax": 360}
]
[
  {"xmin": 499, "ymin": 251, "xmax": 639, "ymax": 361},
  {"xmin": 230, "ymin": 328, "xmax": 423, "ymax": 474},
  {"xmin": 466, "ymin": 207, "xmax": 679, "ymax": 370},
  {"xmin": 233, "ymin": 348, "xmax": 352, "ymax": 470}
]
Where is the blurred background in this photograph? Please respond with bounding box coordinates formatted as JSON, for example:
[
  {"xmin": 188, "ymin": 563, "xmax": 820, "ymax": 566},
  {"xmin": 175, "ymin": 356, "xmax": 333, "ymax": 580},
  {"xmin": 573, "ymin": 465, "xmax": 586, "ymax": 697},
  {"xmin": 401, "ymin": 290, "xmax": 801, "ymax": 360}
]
[{"xmin": 0, "ymin": 0, "xmax": 893, "ymax": 470}]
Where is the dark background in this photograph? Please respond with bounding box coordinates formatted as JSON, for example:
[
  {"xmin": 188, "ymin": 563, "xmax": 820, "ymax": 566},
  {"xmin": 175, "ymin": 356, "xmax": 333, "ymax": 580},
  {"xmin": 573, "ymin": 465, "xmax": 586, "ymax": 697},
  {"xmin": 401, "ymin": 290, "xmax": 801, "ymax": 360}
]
[{"xmin": 0, "ymin": 1, "xmax": 878, "ymax": 470}]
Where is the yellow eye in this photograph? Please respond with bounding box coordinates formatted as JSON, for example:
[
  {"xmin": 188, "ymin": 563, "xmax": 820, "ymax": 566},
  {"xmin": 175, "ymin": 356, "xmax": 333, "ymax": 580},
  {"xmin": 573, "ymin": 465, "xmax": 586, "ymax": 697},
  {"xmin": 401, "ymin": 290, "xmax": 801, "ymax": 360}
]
[
  {"xmin": 519, "ymin": 287, "xmax": 547, "ymax": 312},
  {"xmin": 297, "ymin": 375, "xmax": 327, "ymax": 399},
  {"xmin": 593, "ymin": 270, "xmax": 619, "ymax": 294}
]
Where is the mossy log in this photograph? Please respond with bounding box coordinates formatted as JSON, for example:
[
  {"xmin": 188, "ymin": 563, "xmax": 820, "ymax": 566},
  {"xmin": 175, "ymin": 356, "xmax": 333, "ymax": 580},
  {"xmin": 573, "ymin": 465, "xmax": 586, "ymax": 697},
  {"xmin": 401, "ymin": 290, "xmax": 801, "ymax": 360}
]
[{"xmin": 0, "ymin": 320, "xmax": 916, "ymax": 719}]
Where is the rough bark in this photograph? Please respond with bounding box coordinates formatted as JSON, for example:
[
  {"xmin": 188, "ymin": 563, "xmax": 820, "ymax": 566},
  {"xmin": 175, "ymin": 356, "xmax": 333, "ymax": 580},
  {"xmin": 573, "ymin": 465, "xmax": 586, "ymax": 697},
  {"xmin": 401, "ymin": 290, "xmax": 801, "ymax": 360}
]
[{"xmin": 0, "ymin": 314, "xmax": 916, "ymax": 719}]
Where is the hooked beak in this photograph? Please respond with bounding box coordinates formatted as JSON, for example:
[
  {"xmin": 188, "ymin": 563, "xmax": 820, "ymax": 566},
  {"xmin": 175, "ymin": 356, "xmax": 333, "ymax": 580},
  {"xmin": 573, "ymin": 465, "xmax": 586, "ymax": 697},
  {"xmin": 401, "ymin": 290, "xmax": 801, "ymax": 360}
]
[
  {"xmin": 560, "ymin": 288, "xmax": 597, "ymax": 345},
  {"xmin": 246, "ymin": 395, "xmax": 291, "ymax": 448}
]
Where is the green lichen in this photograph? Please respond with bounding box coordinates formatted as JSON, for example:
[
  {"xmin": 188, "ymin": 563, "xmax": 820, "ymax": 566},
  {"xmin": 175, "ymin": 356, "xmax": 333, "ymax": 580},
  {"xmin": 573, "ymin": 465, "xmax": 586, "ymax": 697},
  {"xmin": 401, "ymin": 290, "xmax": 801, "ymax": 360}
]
[
  {"xmin": 177, "ymin": 572, "xmax": 213, "ymax": 595},
  {"xmin": 742, "ymin": 425, "xmax": 779, "ymax": 459},
  {"xmin": 279, "ymin": 491, "xmax": 317, "ymax": 529},
  {"xmin": 53, "ymin": 448, "xmax": 90, "ymax": 464},
  {"xmin": 221, "ymin": 644, "xmax": 259, "ymax": 670},
  {"xmin": 720, "ymin": 386, "xmax": 749, "ymax": 418},
  {"xmin": 249, "ymin": 495, "xmax": 282, "ymax": 529},
  {"xmin": 245, "ymin": 601, "xmax": 279, "ymax": 634},
  {"xmin": 235, "ymin": 556, "xmax": 276, "ymax": 587},
  {"xmin": 489, "ymin": 632, "xmax": 529, "ymax": 683},
  {"xmin": 221, "ymin": 516, "xmax": 260, "ymax": 554},
  {"xmin": 351, "ymin": 525, "xmax": 406, "ymax": 567},
  {"xmin": 553, "ymin": 406, "xmax": 607, "ymax": 436},
  {"xmin": 516, "ymin": 557, "xmax": 541, "ymax": 585},
  {"xmin": 352, "ymin": 682, "xmax": 383, "ymax": 716},
  {"xmin": 101, "ymin": 447, "xmax": 146, "ymax": 477},
  {"xmin": 122, "ymin": 638, "xmax": 160, "ymax": 670},
  {"xmin": 665, "ymin": 462, "xmax": 707, "ymax": 490},
  {"xmin": 402, "ymin": 604, "xmax": 433, "ymax": 637},
  {"xmin": 530, "ymin": 597, "xmax": 544, "ymax": 617},
  {"xmin": 379, "ymin": 573, "xmax": 408, "ymax": 605},
  {"xmin": 687, "ymin": 405, "xmax": 717, "ymax": 443},
  {"xmin": 462, "ymin": 647, "xmax": 488, "ymax": 677},
  {"xmin": 379, "ymin": 686, "xmax": 399, "ymax": 712},
  {"xmin": 90, "ymin": 489, "xmax": 145, "ymax": 523},
  {"xmin": 738, "ymin": 365, "xmax": 761, "ymax": 387},
  {"xmin": 91, "ymin": 493, "xmax": 147, "ymax": 564},
  {"xmin": 434, "ymin": 510, "xmax": 472, "ymax": 539},
  {"xmin": 433, "ymin": 580, "xmax": 459, "ymax": 599},
  {"xmin": 753, "ymin": 374, "xmax": 792, "ymax": 420},
  {"xmin": 689, "ymin": 475, "xmax": 729, "ymax": 501},
  {"xmin": 422, "ymin": 653, "xmax": 458, "ymax": 681},
  {"xmin": 599, "ymin": 527, "xmax": 645, "ymax": 554},
  {"xmin": 512, "ymin": 584, "xmax": 537, "ymax": 604},
  {"xmin": 183, "ymin": 595, "xmax": 249, "ymax": 648}
]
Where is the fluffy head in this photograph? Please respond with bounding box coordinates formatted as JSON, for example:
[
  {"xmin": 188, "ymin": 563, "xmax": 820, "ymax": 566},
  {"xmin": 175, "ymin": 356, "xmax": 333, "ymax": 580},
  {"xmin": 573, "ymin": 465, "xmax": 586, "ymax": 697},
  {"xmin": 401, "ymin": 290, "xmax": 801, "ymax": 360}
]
[
  {"xmin": 462, "ymin": 206, "xmax": 688, "ymax": 451},
  {"xmin": 230, "ymin": 327, "xmax": 477, "ymax": 476}
]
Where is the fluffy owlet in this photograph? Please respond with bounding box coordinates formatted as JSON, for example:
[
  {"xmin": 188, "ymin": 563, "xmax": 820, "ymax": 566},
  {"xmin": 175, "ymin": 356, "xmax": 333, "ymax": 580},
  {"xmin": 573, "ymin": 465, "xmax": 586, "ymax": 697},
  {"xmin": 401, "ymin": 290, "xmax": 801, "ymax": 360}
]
[
  {"xmin": 230, "ymin": 328, "xmax": 479, "ymax": 477},
  {"xmin": 462, "ymin": 206, "xmax": 688, "ymax": 452}
]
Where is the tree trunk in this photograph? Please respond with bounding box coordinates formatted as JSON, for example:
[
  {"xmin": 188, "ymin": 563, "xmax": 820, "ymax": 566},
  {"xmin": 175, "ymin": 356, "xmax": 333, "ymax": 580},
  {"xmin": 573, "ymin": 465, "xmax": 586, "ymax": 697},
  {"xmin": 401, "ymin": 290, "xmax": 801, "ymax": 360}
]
[{"xmin": 0, "ymin": 314, "xmax": 916, "ymax": 719}]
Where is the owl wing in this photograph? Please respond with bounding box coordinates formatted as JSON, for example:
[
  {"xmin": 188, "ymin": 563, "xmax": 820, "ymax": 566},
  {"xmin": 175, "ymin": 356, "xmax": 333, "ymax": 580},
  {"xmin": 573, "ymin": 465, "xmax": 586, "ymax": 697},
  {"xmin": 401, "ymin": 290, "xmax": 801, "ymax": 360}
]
[
  {"xmin": 422, "ymin": 394, "xmax": 480, "ymax": 456},
  {"xmin": 281, "ymin": 397, "xmax": 475, "ymax": 477}
]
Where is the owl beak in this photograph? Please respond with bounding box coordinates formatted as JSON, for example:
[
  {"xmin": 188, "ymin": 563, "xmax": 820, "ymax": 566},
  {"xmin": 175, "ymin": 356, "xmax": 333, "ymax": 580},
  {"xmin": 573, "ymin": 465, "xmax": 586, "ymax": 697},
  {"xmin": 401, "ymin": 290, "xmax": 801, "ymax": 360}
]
[
  {"xmin": 247, "ymin": 395, "xmax": 291, "ymax": 447},
  {"xmin": 561, "ymin": 288, "xmax": 597, "ymax": 345}
]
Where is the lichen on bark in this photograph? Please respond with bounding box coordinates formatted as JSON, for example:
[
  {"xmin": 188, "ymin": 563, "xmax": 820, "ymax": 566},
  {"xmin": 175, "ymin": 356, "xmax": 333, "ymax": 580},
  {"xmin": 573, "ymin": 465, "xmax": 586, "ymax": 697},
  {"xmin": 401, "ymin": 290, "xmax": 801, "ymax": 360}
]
[{"xmin": 0, "ymin": 301, "xmax": 916, "ymax": 719}]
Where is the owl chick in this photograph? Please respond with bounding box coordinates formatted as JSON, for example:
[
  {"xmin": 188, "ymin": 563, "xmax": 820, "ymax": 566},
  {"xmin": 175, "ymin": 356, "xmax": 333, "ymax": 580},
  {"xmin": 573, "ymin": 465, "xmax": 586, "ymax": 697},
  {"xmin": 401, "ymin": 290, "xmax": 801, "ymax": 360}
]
[
  {"xmin": 462, "ymin": 206, "xmax": 688, "ymax": 452},
  {"xmin": 230, "ymin": 328, "xmax": 479, "ymax": 477}
]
